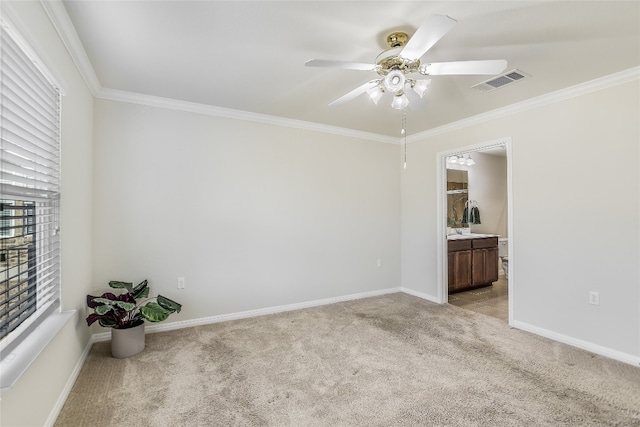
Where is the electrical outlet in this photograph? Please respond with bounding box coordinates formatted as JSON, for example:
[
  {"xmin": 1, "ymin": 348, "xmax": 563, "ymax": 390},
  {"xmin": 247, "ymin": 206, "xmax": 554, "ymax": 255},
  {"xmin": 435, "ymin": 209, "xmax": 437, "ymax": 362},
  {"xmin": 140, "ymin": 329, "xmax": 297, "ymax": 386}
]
[
  {"xmin": 377, "ymin": 259, "xmax": 382, "ymax": 268},
  {"xmin": 589, "ymin": 291, "xmax": 599, "ymax": 306},
  {"xmin": 177, "ymin": 277, "xmax": 185, "ymax": 290}
]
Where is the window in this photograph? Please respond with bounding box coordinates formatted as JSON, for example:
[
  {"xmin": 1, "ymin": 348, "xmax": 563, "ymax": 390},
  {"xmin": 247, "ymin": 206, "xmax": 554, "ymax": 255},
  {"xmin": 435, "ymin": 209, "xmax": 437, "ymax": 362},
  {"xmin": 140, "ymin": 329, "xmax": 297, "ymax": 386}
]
[
  {"xmin": 0, "ymin": 200, "xmax": 15, "ymax": 238},
  {"xmin": 0, "ymin": 15, "xmax": 63, "ymax": 380},
  {"xmin": 1, "ymin": 200, "xmax": 40, "ymax": 338}
]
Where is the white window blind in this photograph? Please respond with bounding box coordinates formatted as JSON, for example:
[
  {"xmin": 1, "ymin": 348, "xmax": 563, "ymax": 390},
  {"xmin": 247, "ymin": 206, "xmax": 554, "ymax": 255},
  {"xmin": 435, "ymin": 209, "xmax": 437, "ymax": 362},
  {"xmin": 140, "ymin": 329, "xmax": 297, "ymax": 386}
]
[{"xmin": 0, "ymin": 17, "xmax": 62, "ymax": 359}]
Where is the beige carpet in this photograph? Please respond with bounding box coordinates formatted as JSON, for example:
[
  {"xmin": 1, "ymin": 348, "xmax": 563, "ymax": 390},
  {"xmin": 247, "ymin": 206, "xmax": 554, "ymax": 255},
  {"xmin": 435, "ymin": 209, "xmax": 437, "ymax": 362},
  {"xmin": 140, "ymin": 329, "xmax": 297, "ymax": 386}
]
[{"xmin": 55, "ymin": 293, "xmax": 640, "ymax": 426}]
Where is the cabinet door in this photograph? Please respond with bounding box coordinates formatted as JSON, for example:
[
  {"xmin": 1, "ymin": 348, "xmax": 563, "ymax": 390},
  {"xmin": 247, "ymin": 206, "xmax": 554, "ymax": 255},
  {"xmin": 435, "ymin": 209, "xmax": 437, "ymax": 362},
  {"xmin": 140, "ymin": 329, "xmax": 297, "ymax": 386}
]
[
  {"xmin": 449, "ymin": 250, "xmax": 472, "ymax": 291},
  {"xmin": 472, "ymin": 247, "xmax": 499, "ymax": 285},
  {"xmin": 485, "ymin": 247, "xmax": 499, "ymax": 283}
]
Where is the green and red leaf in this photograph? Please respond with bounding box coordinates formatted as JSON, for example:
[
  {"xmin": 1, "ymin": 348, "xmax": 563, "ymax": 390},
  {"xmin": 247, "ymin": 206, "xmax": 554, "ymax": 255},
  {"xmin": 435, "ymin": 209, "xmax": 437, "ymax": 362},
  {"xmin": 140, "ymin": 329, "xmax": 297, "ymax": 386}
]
[{"xmin": 139, "ymin": 302, "xmax": 171, "ymax": 322}]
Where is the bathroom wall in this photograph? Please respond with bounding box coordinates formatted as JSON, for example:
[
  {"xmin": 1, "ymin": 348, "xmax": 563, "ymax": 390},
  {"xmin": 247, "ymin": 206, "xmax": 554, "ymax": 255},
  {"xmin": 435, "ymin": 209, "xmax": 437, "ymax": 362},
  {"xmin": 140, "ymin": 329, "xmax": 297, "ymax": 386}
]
[{"xmin": 468, "ymin": 151, "xmax": 508, "ymax": 237}]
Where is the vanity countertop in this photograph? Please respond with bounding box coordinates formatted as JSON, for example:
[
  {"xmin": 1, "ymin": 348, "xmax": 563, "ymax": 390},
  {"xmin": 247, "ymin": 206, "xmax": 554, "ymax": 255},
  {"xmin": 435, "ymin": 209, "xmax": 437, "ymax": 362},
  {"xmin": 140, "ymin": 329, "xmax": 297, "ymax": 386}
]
[{"xmin": 447, "ymin": 233, "xmax": 499, "ymax": 240}]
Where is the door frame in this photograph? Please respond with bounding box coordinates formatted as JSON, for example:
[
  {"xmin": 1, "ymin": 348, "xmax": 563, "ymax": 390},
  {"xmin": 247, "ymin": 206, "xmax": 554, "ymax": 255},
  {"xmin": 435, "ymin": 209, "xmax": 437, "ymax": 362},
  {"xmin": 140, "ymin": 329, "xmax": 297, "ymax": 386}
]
[{"xmin": 436, "ymin": 137, "xmax": 515, "ymax": 324}]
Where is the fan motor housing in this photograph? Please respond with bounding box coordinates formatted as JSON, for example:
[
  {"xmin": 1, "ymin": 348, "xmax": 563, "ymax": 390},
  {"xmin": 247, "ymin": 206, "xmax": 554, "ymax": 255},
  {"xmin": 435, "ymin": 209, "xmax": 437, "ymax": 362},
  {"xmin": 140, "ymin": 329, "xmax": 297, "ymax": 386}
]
[
  {"xmin": 376, "ymin": 32, "xmax": 420, "ymax": 76},
  {"xmin": 386, "ymin": 31, "xmax": 409, "ymax": 47}
]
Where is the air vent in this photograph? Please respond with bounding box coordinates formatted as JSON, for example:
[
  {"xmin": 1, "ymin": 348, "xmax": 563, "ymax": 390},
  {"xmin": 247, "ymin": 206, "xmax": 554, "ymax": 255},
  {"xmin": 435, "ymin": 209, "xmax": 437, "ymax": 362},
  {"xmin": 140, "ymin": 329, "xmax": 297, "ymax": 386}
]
[{"xmin": 472, "ymin": 69, "xmax": 530, "ymax": 92}]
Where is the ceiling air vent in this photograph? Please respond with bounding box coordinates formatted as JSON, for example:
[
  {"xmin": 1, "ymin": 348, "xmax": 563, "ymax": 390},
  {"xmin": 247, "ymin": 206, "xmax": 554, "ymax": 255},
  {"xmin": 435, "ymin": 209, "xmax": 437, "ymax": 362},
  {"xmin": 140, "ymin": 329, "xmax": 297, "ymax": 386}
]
[{"xmin": 472, "ymin": 69, "xmax": 530, "ymax": 92}]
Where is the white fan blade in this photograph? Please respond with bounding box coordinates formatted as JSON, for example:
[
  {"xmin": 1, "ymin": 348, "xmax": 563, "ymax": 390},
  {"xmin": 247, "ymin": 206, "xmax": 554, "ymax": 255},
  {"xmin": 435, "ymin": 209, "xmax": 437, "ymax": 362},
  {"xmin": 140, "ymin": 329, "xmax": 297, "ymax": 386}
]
[
  {"xmin": 329, "ymin": 80, "xmax": 381, "ymax": 106},
  {"xmin": 422, "ymin": 60, "xmax": 507, "ymax": 75},
  {"xmin": 305, "ymin": 59, "xmax": 377, "ymax": 71},
  {"xmin": 400, "ymin": 15, "xmax": 457, "ymax": 60}
]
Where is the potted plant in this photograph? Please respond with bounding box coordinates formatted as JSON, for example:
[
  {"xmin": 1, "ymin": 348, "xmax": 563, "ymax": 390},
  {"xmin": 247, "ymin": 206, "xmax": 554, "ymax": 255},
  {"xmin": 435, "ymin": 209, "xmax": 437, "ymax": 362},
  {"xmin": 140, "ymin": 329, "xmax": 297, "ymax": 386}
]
[{"xmin": 86, "ymin": 279, "xmax": 182, "ymax": 358}]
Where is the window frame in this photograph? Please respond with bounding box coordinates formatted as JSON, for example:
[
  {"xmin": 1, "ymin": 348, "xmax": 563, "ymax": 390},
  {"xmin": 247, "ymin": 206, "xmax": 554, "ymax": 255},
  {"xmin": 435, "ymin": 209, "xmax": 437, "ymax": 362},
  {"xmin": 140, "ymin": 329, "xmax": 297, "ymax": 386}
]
[{"xmin": 0, "ymin": 11, "xmax": 74, "ymax": 391}]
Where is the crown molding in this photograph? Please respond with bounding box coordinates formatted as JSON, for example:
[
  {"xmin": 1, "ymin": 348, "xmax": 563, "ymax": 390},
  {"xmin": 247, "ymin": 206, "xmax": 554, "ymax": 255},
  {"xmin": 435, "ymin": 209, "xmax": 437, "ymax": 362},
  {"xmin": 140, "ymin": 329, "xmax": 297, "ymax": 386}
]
[
  {"xmin": 38, "ymin": 0, "xmax": 393, "ymax": 144},
  {"xmin": 409, "ymin": 66, "xmax": 640, "ymax": 142},
  {"xmin": 39, "ymin": 0, "xmax": 102, "ymax": 96},
  {"xmin": 41, "ymin": 0, "xmax": 637, "ymax": 146},
  {"xmin": 98, "ymin": 87, "xmax": 398, "ymax": 144}
]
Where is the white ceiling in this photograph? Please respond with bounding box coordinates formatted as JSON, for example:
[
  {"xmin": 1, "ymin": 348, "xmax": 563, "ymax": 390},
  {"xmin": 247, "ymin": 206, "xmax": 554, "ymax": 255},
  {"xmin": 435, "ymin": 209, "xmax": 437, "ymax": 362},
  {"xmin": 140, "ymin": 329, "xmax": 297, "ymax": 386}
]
[{"xmin": 60, "ymin": 1, "xmax": 639, "ymax": 138}]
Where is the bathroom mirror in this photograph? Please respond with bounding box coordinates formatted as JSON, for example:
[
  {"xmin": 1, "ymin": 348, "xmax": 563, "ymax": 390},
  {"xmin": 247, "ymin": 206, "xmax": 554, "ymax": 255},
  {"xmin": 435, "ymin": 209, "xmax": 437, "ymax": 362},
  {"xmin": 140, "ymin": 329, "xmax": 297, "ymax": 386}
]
[{"xmin": 446, "ymin": 169, "xmax": 468, "ymax": 229}]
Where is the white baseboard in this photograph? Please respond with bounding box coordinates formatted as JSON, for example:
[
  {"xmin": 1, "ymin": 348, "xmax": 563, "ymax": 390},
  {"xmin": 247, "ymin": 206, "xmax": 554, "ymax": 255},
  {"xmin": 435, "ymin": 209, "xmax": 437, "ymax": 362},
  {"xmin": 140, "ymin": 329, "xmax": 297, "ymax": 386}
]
[
  {"xmin": 400, "ymin": 287, "xmax": 441, "ymax": 303},
  {"xmin": 400, "ymin": 289, "xmax": 640, "ymax": 367},
  {"xmin": 92, "ymin": 287, "xmax": 403, "ymax": 342},
  {"xmin": 90, "ymin": 289, "xmax": 640, "ymax": 369},
  {"xmin": 510, "ymin": 320, "xmax": 640, "ymax": 367},
  {"xmin": 45, "ymin": 336, "xmax": 95, "ymax": 427},
  {"xmin": 82, "ymin": 289, "xmax": 640, "ymax": 406}
]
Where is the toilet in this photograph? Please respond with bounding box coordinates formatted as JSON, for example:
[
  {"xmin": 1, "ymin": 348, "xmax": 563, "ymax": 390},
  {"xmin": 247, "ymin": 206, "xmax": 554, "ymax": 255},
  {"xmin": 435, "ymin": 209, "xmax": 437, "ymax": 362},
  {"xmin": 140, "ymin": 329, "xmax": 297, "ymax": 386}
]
[{"xmin": 498, "ymin": 238, "xmax": 509, "ymax": 279}]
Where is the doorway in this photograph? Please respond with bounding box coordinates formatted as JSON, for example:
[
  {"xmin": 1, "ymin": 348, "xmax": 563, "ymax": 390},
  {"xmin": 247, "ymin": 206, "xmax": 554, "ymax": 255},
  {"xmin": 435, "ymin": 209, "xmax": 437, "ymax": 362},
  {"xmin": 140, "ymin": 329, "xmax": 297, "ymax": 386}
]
[{"xmin": 437, "ymin": 138, "xmax": 513, "ymax": 324}]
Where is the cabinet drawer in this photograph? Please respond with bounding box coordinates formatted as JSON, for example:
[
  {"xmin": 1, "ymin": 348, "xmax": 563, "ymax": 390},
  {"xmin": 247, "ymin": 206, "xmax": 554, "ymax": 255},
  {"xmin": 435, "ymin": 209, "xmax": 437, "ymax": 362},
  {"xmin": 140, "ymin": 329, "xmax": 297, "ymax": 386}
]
[
  {"xmin": 472, "ymin": 237, "xmax": 498, "ymax": 249},
  {"xmin": 448, "ymin": 239, "xmax": 472, "ymax": 252}
]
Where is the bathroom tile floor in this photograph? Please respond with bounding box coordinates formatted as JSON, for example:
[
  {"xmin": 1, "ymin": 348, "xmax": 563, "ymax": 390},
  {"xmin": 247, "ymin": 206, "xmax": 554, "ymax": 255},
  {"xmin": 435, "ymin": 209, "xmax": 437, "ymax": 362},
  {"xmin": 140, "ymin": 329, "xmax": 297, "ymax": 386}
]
[{"xmin": 448, "ymin": 276, "xmax": 508, "ymax": 321}]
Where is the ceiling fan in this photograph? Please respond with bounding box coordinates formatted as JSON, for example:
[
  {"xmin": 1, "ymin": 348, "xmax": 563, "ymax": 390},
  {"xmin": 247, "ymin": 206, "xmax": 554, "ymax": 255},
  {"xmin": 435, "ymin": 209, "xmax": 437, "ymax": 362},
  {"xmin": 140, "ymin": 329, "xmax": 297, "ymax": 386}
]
[{"xmin": 305, "ymin": 15, "xmax": 507, "ymax": 109}]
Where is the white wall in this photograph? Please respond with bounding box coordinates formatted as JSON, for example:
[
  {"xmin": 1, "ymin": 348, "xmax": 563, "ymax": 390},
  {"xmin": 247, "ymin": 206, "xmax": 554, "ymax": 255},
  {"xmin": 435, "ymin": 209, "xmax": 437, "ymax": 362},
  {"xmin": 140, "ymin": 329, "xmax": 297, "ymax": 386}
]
[
  {"xmin": 92, "ymin": 100, "xmax": 401, "ymax": 322},
  {"xmin": 468, "ymin": 151, "xmax": 507, "ymax": 236},
  {"xmin": 402, "ymin": 79, "xmax": 639, "ymax": 360},
  {"xmin": 0, "ymin": 2, "xmax": 94, "ymax": 426}
]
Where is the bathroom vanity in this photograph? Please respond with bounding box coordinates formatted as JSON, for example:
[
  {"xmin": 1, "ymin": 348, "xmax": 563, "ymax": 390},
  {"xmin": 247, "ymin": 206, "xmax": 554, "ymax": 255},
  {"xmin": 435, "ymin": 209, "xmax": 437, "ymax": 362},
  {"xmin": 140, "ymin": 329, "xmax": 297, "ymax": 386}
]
[{"xmin": 447, "ymin": 234, "xmax": 499, "ymax": 293}]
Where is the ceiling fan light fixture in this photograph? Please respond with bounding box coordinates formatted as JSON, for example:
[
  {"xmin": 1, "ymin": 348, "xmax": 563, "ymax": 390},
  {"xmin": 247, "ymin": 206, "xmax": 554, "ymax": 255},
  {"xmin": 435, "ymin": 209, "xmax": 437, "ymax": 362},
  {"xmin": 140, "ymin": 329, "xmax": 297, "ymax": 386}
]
[
  {"xmin": 412, "ymin": 79, "xmax": 431, "ymax": 98},
  {"xmin": 391, "ymin": 93, "xmax": 409, "ymax": 110},
  {"xmin": 384, "ymin": 69, "xmax": 405, "ymax": 93},
  {"xmin": 306, "ymin": 14, "xmax": 507, "ymax": 111},
  {"xmin": 366, "ymin": 85, "xmax": 384, "ymax": 104}
]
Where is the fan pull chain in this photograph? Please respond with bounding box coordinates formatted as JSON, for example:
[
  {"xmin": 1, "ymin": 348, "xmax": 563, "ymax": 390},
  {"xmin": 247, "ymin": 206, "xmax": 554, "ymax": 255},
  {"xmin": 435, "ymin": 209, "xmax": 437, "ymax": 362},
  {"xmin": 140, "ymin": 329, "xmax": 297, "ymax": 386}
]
[{"xmin": 401, "ymin": 108, "xmax": 407, "ymax": 169}]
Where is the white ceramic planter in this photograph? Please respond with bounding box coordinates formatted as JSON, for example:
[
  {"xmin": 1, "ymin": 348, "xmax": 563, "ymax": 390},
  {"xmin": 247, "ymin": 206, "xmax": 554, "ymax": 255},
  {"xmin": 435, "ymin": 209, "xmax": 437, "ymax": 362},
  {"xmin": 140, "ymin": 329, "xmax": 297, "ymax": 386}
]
[{"xmin": 111, "ymin": 322, "xmax": 145, "ymax": 358}]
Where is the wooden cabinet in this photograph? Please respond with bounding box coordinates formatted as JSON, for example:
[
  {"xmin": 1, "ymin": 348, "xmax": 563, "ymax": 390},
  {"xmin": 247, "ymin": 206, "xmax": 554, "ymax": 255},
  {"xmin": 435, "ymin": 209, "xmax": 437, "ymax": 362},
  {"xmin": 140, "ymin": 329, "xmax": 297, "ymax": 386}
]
[
  {"xmin": 448, "ymin": 250, "xmax": 472, "ymax": 291},
  {"xmin": 472, "ymin": 248, "xmax": 498, "ymax": 285},
  {"xmin": 447, "ymin": 240, "xmax": 472, "ymax": 292},
  {"xmin": 448, "ymin": 237, "xmax": 498, "ymax": 293}
]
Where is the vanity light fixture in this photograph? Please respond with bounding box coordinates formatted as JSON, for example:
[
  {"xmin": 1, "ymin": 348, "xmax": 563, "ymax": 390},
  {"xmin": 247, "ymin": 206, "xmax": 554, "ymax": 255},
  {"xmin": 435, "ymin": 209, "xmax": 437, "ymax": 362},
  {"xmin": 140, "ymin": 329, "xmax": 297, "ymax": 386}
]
[{"xmin": 447, "ymin": 153, "xmax": 475, "ymax": 166}]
